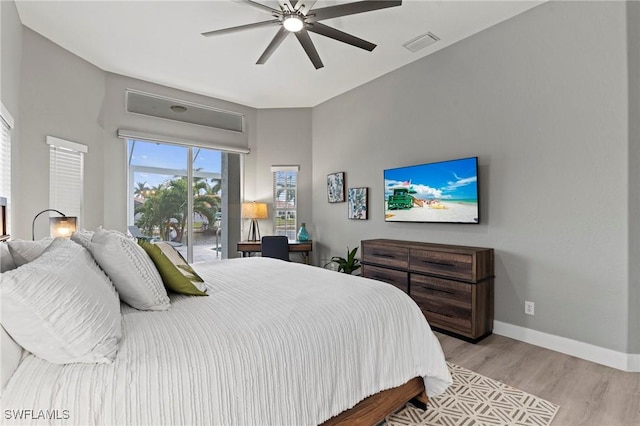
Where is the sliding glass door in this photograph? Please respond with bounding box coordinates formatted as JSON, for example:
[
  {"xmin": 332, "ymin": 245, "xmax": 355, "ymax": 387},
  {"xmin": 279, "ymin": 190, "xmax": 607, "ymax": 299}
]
[{"xmin": 127, "ymin": 139, "xmax": 223, "ymax": 262}]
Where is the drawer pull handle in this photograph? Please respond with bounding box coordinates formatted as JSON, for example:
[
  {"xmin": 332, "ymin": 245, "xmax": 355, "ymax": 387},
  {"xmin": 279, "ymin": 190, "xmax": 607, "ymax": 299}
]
[
  {"xmin": 373, "ymin": 275, "xmax": 394, "ymax": 284},
  {"xmin": 425, "ymin": 309, "xmax": 454, "ymax": 318},
  {"xmin": 372, "ymin": 252, "xmax": 396, "ymax": 259},
  {"xmin": 422, "ymin": 286, "xmax": 455, "ymax": 295},
  {"xmin": 420, "ymin": 260, "xmax": 454, "ymax": 267}
]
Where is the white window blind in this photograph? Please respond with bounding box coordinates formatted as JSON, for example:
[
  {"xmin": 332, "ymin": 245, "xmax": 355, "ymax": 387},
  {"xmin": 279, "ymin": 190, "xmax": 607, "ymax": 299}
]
[
  {"xmin": 47, "ymin": 136, "xmax": 87, "ymax": 223},
  {"xmin": 0, "ymin": 103, "xmax": 14, "ymax": 234},
  {"xmin": 271, "ymin": 165, "xmax": 299, "ymax": 240}
]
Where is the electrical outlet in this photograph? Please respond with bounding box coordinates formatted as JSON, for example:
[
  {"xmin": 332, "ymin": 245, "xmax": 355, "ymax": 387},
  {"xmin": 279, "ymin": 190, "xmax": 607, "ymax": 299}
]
[{"xmin": 525, "ymin": 301, "xmax": 535, "ymax": 316}]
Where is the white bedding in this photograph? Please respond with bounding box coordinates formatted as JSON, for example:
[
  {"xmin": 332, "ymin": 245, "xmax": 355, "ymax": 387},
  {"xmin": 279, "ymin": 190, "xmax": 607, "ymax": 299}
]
[{"xmin": 1, "ymin": 257, "xmax": 451, "ymax": 425}]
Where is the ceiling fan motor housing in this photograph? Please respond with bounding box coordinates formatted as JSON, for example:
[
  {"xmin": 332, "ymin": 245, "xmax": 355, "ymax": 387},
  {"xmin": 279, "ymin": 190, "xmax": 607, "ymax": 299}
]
[{"xmin": 282, "ymin": 13, "xmax": 304, "ymax": 32}]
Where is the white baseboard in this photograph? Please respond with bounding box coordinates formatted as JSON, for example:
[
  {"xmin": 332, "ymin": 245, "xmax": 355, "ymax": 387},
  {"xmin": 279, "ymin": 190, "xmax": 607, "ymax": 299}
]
[{"xmin": 493, "ymin": 321, "xmax": 640, "ymax": 372}]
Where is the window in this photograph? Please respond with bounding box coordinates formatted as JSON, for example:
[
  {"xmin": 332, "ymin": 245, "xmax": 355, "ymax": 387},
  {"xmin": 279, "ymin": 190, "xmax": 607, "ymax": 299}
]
[
  {"xmin": 272, "ymin": 166, "xmax": 299, "ymax": 240},
  {"xmin": 47, "ymin": 136, "xmax": 87, "ymax": 223},
  {"xmin": 120, "ymin": 128, "xmax": 248, "ymax": 262},
  {"xmin": 127, "ymin": 139, "xmax": 223, "ymax": 263},
  {"xmin": 0, "ymin": 103, "xmax": 14, "ymax": 234}
]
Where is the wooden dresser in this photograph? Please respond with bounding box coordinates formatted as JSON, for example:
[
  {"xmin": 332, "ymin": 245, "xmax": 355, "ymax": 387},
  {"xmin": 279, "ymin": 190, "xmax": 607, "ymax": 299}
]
[{"xmin": 361, "ymin": 239, "xmax": 494, "ymax": 342}]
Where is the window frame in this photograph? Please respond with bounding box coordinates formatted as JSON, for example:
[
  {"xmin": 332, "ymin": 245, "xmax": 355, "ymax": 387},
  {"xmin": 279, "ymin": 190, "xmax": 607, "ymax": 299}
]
[
  {"xmin": 271, "ymin": 165, "xmax": 299, "ymax": 240},
  {"xmin": 47, "ymin": 136, "xmax": 88, "ymax": 226},
  {"xmin": 126, "ymin": 138, "xmax": 224, "ymax": 263},
  {"xmin": 0, "ymin": 103, "xmax": 14, "ymax": 237}
]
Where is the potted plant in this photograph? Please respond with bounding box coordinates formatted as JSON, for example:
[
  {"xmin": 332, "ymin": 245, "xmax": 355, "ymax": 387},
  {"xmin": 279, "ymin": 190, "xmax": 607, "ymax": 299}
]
[{"xmin": 324, "ymin": 247, "xmax": 361, "ymax": 275}]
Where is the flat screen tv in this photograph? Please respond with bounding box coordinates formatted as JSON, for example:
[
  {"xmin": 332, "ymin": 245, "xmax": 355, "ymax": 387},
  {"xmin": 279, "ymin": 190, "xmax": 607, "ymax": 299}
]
[{"xmin": 384, "ymin": 157, "xmax": 479, "ymax": 224}]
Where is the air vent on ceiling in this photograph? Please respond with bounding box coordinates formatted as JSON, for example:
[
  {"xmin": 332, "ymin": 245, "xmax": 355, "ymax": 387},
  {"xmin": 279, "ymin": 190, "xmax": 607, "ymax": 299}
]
[
  {"xmin": 403, "ymin": 32, "xmax": 440, "ymax": 53},
  {"xmin": 126, "ymin": 90, "xmax": 244, "ymax": 133}
]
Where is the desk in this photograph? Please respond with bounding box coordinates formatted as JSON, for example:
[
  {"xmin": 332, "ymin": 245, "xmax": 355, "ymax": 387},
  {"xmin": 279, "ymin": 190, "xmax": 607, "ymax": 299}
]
[{"xmin": 237, "ymin": 240, "xmax": 313, "ymax": 264}]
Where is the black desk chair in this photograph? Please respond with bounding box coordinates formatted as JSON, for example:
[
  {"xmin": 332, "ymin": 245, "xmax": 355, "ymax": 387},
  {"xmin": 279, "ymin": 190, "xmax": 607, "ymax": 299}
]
[{"xmin": 261, "ymin": 236, "xmax": 290, "ymax": 261}]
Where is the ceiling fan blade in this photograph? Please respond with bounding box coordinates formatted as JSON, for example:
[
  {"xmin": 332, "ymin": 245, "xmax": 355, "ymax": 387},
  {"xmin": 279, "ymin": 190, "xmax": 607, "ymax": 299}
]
[
  {"xmin": 307, "ymin": 22, "xmax": 376, "ymax": 51},
  {"xmin": 278, "ymin": 0, "xmax": 315, "ymax": 15},
  {"xmin": 278, "ymin": 0, "xmax": 297, "ymax": 11},
  {"xmin": 296, "ymin": 0, "xmax": 317, "ymax": 15},
  {"xmin": 256, "ymin": 27, "xmax": 289, "ymax": 64},
  {"xmin": 241, "ymin": 0, "xmax": 281, "ymax": 14},
  {"xmin": 295, "ymin": 29, "xmax": 324, "ymax": 69},
  {"xmin": 202, "ymin": 19, "xmax": 280, "ymax": 37},
  {"xmin": 306, "ymin": 0, "xmax": 402, "ymax": 23}
]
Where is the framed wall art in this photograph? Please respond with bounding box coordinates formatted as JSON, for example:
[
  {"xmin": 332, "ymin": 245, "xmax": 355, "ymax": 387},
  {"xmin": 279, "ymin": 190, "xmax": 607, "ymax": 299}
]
[
  {"xmin": 327, "ymin": 172, "xmax": 345, "ymax": 203},
  {"xmin": 348, "ymin": 187, "xmax": 368, "ymax": 220}
]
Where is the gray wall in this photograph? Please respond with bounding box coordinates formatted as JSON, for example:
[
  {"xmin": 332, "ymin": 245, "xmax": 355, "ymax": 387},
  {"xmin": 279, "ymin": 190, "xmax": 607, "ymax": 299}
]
[
  {"xmin": 627, "ymin": 0, "xmax": 640, "ymax": 354},
  {"xmin": 243, "ymin": 108, "xmax": 313, "ymax": 240},
  {"xmin": 312, "ymin": 0, "xmax": 634, "ymax": 353},
  {"xmin": 17, "ymin": 27, "xmax": 106, "ymax": 239},
  {"xmin": 1, "ymin": 0, "xmax": 22, "ymax": 231},
  {"xmin": 12, "ymin": 27, "xmax": 256, "ymax": 251},
  {"xmin": 1, "ymin": 0, "xmax": 22, "ymax": 117}
]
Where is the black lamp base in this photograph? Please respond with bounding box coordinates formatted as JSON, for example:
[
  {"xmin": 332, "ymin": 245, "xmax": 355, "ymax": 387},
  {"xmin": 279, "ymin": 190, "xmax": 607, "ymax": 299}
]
[{"xmin": 247, "ymin": 219, "xmax": 261, "ymax": 242}]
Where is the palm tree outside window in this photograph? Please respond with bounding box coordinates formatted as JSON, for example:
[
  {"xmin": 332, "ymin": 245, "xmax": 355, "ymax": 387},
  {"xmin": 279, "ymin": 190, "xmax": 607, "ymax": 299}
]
[{"xmin": 127, "ymin": 139, "xmax": 223, "ymax": 262}]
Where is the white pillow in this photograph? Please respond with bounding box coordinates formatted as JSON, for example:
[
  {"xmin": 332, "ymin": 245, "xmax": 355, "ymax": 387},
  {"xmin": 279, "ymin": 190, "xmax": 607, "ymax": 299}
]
[
  {"xmin": 7, "ymin": 238, "xmax": 52, "ymax": 266},
  {"xmin": 0, "ymin": 243, "xmax": 17, "ymax": 272},
  {"xmin": 70, "ymin": 228, "xmax": 94, "ymax": 250},
  {"xmin": 0, "ymin": 238, "xmax": 121, "ymax": 364},
  {"xmin": 0, "ymin": 326, "xmax": 23, "ymax": 397},
  {"xmin": 89, "ymin": 227, "xmax": 170, "ymax": 311}
]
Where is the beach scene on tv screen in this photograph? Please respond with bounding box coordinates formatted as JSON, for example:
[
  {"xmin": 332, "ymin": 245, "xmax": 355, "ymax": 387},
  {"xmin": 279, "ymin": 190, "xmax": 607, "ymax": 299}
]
[{"xmin": 384, "ymin": 157, "xmax": 479, "ymax": 223}]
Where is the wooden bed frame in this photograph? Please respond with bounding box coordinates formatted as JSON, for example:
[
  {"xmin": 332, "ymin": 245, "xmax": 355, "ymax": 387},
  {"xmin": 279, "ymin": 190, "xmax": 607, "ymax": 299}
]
[{"xmin": 322, "ymin": 377, "xmax": 428, "ymax": 425}]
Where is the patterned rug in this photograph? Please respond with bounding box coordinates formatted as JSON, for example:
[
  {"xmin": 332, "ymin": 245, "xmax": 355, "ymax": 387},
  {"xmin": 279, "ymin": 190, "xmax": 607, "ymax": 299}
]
[{"xmin": 384, "ymin": 363, "xmax": 560, "ymax": 426}]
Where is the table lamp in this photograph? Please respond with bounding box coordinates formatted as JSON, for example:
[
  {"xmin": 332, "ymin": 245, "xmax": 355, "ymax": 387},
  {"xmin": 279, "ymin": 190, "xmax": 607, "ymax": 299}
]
[
  {"xmin": 32, "ymin": 209, "xmax": 77, "ymax": 240},
  {"xmin": 241, "ymin": 202, "xmax": 267, "ymax": 242}
]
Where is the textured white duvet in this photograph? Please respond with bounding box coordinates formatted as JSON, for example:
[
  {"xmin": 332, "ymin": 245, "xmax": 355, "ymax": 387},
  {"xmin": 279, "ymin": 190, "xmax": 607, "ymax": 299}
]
[{"xmin": 1, "ymin": 257, "xmax": 451, "ymax": 425}]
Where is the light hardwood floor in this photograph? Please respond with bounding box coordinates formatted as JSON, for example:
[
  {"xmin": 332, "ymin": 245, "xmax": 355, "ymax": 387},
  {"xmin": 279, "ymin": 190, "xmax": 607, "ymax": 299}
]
[{"xmin": 434, "ymin": 332, "xmax": 640, "ymax": 426}]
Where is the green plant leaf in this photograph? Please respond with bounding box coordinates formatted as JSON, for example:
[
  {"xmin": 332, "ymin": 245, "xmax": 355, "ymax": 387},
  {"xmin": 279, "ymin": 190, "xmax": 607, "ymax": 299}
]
[{"xmin": 325, "ymin": 246, "xmax": 361, "ymax": 274}]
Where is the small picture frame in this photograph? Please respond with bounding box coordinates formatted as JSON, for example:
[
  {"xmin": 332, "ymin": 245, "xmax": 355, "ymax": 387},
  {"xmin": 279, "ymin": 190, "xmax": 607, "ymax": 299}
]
[
  {"xmin": 348, "ymin": 187, "xmax": 368, "ymax": 220},
  {"xmin": 327, "ymin": 172, "xmax": 345, "ymax": 203}
]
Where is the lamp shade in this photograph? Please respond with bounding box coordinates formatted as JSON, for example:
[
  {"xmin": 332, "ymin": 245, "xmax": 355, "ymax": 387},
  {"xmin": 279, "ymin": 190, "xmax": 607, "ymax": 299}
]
[
  {"xmin": 241, "ymin": 202, "xmax": 268, "ymax": 219},
  {"xmin": 50, "ymin": 216, "xmax": 77, "ymax": 238}
]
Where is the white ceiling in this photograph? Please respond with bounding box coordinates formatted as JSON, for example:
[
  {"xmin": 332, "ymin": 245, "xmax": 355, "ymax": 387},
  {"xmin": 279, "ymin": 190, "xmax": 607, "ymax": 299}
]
[{"xmin": 15, "ymin": 0, "xmax": 544, "ymax": 108}]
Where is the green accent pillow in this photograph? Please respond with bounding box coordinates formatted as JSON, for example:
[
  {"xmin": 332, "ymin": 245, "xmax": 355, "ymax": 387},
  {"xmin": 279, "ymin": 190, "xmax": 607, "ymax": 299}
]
[{"xmin": 138, "ymin": 240, "xmax": 208, "ymax": 296}]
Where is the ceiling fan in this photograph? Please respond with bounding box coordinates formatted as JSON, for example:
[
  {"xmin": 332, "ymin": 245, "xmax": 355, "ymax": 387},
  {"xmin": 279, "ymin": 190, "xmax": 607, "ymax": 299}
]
[{"xmin": 202, "ymin": 0, "xmax": 403, "ymax": 69}]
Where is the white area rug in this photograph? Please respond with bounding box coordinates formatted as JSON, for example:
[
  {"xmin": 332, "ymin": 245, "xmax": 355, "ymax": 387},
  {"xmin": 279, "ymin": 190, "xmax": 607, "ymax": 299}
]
[{"xmin": 384, "ymin": 363, "xmax": 560, "ymax": 426}]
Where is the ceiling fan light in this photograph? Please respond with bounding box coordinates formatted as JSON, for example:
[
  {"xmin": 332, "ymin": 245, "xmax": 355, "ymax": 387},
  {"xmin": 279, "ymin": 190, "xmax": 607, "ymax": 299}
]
[{"xmin": 283, "ymin": 15, "xmax": 303, "ymax": 32}]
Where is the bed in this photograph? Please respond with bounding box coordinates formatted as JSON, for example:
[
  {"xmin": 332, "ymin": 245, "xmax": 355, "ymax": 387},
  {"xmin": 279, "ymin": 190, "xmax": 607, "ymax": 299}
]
[{"xmin": 0, "ymin": 233, "xmax": 451, "ymax": 426}]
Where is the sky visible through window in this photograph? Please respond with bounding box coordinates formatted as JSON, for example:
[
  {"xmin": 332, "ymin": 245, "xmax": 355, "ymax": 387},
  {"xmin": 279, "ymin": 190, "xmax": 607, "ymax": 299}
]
[{"xmin": 129, "ymin": 140, "xmax": 221, "ymax": 188}]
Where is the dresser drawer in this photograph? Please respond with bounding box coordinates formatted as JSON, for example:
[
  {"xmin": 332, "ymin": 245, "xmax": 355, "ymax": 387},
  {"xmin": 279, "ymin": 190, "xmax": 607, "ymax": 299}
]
[
  {"xmin": 362, "ymin": 243, "xmax": 408, "ymax": 270},
  {"xmin": 409, "ymin": 249, "xmax": 474, "ymax": 281},
  {"xmin": 363, "ymin": 264, "xmax": 408, "ymax": 293},
  {"xmin": 412, "ymin": 275, "xmax": 473, "ymax": 335},
  {"xmin": 422, "ymin": 310, "xmax": 472, "ymax": 336},
  {"xmin": 410, "ymin": 274, "xmax": 472, "ymax": 318}
]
